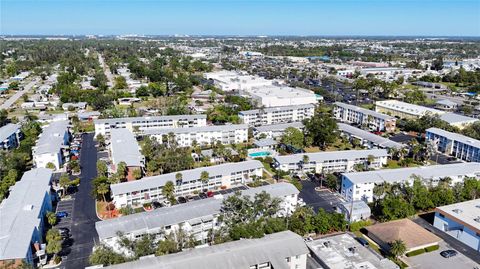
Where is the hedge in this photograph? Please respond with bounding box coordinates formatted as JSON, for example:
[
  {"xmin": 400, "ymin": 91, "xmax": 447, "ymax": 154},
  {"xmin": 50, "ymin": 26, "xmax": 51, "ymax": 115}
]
[
  {"xmin": 406, "ymin": 248, "xmax": 426, "ymax": 257},
  {"xmin": 425, "ymin": 244, "xmax": 440, "ymax": 252}
]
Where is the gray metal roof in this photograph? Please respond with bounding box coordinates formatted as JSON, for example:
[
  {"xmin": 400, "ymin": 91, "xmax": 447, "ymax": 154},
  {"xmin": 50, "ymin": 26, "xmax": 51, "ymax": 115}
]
[
  {"xmin": 254, "ymin": 122, "xmax": 304, "ymax": 132},
  {"xmin": 343, "ymin": 162, "xmax": 480, "ymax": 184},
  {"xmin": 33, "ymin": 120, "xmax": 69, "ymax": 155},
  {"xmin": 239, "ymin": 104, "xmax": 315, "ymax": 115},
  {"xmin": 339, "ymin": 200, "xmax": 371, "ymax": 215},
  {"xmin": 338, "ymin": 123, "xmax": 405, "ymax": 149},
  {"xmin": 97, "ymin": 183, "xmax": 299, "ymax": 240},
  {"xmin": 440, "ymin": 113, "xmax": 478, "ymax": 125},
  {"xmin": 254, "ymin": 138, "xmax": 278, "ymax": 147},
  {"xmin": 142, "ymin": 124, "xmax": 248, "ymax": 135},
  {"xmin": 427, "ymin": 127, "xmax": 480, "ymax": 148},
  {"xmin": 0, "ymin": 123, "xmax": 20, "ymax": 142},
  {"xmin": 110, "ymin": 129, "xmax": 144, "ymax": 167},
  {"xmin": 0, "ymin": 168, "xmax": 53, "ymax": 260},
  {"xmin": 436, "ymin": 99, "xmax": 458, "ymax": 106},
  {"xmin": 110, "ymin": 160, "xmax": 263, "ymax": 196},
  {"xmin": 335, "ymin": 102, "xmax": 394, "ymax": 120},
  {"xmin": 102, "ymin": 230, "xmax": 307, "ymax": 269},
  {"xmin": 274, "ymin": 149, "xmax": 388, "ymax": 165},
  {"xmin": 95, "ymin": 114, "xmax": 206, "ymax": 125}
]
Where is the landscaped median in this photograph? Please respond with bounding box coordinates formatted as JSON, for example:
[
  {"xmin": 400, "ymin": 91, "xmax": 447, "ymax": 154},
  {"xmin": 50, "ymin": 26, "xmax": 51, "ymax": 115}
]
[{"xmin": 405, "ymin": 244, "xmax": 440, "ymax": 257}]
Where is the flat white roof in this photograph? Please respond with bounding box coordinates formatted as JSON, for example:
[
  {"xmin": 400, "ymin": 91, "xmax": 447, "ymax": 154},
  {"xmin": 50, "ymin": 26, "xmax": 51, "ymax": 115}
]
[
  {"xmin": 338, "ymin": 123, "xmax": 405, "ymax": 149},
  {"xmin": 0, "ymin": 168, "xmax": 52, "ymax": 260},
  {"xmin": 0, "ymin": 123, "xmax": 20, "ymax": 142},
  {"xmin": 343, "ymin": 163, "xmax": 480, "ymax": 184},
  {"xmin": 436, "ymin": 199, "xmax": 480, "ymax": 234},
  {"xmin": 375, "ymin": 100, "xmax": 444, "ymax": 116},
  {"xmin": 95, "ymin": 115, "xmax": 206, "ymax": 125},
  {"xmin": 240, "ymin": 104, "xmax": 315, "ymax": 115},
  {"xmin": 275, "ymin": 149, "xmax": 388, "ymax": 165},
  {"xmin": 440, "ymin": 113, "xmax": 479, "ymax": 125},
  {"xmin": 143, "ymin": 124, "xmax": 248, "ymax": 135},
  {"xmin": 33, "ymin": 120, "xmax": 69, "ymax": 155},
  {"xmin": 110, "ymin": 129, "xmax": 144, "ymax": 167},
  {"xmin": 335, "ymin": 102, "xmax": 394, "ymax": 121}
]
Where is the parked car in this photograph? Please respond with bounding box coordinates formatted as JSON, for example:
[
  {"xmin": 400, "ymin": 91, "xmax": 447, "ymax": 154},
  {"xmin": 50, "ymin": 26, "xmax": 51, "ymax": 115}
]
[
  {"xmin": 162, "ymin": 200, "xmax": 171, "ymax": 207},
  {"xmin": 58, "ymin": 228, "xmax": 70, "ymax": 239},
  {"xmin": 207, "ymin": 191, "xmax": 214, "ymax": 198},
  {"xmin": 199, "ymin": 193, "xmax": 207, "ymax": 199},
  {"xmin": 177, "ymin": 197, "xmax": 187, "ymax": 204},
  {"xmin": 56, "ymin": 211, "xmax": 68, "ymax": 218},
  {"xmin": 356, "ymin": 237, "xmax": 369, "ymax": 247},
  {"xmin": 152, "ymin": 201, "xmax": 163, "ymax": 209},
  {"xmin": 440, "ymin": 250, "xmax": 458, "ymax": 258}
]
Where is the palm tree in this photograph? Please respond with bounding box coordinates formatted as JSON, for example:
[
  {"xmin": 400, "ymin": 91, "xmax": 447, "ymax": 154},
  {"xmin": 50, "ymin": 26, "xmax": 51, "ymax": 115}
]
[
  {"xmin": 175, "ymin": 172, "xmax": 183, "ymax": 186},
  {"xmin": 46, "ymin": 211, "xmax": 57, "ymax": 226},
  {"xmin": 97, "ymin": 183, "xmax": 110, "ymax": 202},
  {"xmin": 389, "ymin": 239, "xmax": 407, "ymax": 259},
  {"xmin": 59, "ymin": 174, "xmax": 71, "ymax": 197},
  {"xmin": 162, "ymin": 181, "xmax": 175, "ymax": 203},
  {"xmin": 200, "ymin": 171, "xmax": 209, "ymax": 191},
  {"xmin": 302, "ymin": 155, "xmax": 310, "ymax": 173}
]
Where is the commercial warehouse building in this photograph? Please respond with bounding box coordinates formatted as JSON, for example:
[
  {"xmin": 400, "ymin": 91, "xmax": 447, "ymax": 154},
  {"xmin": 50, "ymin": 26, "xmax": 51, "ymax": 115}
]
[
  {"xmin": 110, "ymin": 129, "xmax": 145, "ymax": 180},
  {"xmin": 426, "ymin": 127, "xmax": 480, "ymax": 163},
  {"xmin": 434, "ymin": 199, "xmax": 480, "ymax": 252},
  {"xmin": 0, "ymin": 123, "xmax": 22, "ymax": 150},
  {"xmin": 239, "ymin": 104, "xmax": 315, "ymax": 126},
  {"xmin": 142, "ymin": 124, "xmax": 248, "ymax": 147},
  {"xmin": 94, "ymin": 115, "xmax": 207, "ymax": 136},
  {"xmin": 204, "ymin": 70, "xmax": 274, "ymax": 92},
  {"xmin": 0, "ymin": 168, "xmax": 53, "ymax": 267},
  {"xmin": 110, "ymin": 160, "xmax": 264, "ymax": 207},
  {"xmin": 253, "ymin": 122, "xmax": 304, "ymax": 139},
  {"xmin": 101, "ymin": 231, "xmax": 308, "ymax": 269},
  {"xmin": 32, "ymin": 120, "xmax": 70, "ymax": 169},
  {"xmin": 334, "ymin": 102, "xmax": 396, "ymax": 132},
  {"xmin": 338, "ymin": 123, "xmax": 405, "ymax": 150},
  {"xmin": 97, "ymin": 183, "xmax": 299, "ymax": 252},
  {"xmin": 242, "ymin": 85, "xmax": 317, "ymax": 107},
  {"xmin": 341, "ymin": 163, "xmax": 480, "ymax": 202},
  {"xmin": 274, "ymin": 149, "xmax": 388, "ymax": 174}
]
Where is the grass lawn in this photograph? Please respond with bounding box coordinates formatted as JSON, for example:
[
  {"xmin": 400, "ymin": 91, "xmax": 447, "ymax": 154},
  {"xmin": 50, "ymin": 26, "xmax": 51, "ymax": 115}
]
[{"xmin": 304, "ymin": 146, "xmax": 320, "ymax": 153}]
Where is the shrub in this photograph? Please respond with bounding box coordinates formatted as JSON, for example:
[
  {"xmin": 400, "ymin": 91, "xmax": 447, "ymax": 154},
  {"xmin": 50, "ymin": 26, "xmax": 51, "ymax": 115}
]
[
  {"xmin": 424, "ymin": 244, "xmax": 439, "ymax": 252},
  {"xmin": 405, "ymin": 248, "xmax": 426, "ymax": 257},
  {"xmin": 349, "ymin": 220, "xmax": 372, "ymax": 232}
]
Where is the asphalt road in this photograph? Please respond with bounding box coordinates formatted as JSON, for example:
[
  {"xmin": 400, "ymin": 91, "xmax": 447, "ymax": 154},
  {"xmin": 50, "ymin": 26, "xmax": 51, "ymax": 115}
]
[
  {"xmin": 299, "ymin": 180, "xmax": 343, "ymax": 213},
  {"xmin": 63, "ymin": 133, "xmax": 99, "ymax": 269},
  {"xmin": 0, "ymin": 78, "xmax": 38, "ymax": 109},
  {"xmin": 413, "ymin": 216, "xmax": 480, "ymax": 264}
]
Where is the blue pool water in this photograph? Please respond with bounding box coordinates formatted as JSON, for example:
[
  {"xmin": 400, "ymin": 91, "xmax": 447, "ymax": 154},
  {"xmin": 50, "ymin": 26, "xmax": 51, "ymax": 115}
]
[{"xmin": 249, "ymin": 151, "xmax": 271, "ymax": 157}]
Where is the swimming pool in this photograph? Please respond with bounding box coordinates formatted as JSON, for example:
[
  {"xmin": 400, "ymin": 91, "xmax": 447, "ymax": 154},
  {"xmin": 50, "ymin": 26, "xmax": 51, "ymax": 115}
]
[{"xmin": 249, "ymin": 151, "xmax": 271, "ymax": 158}]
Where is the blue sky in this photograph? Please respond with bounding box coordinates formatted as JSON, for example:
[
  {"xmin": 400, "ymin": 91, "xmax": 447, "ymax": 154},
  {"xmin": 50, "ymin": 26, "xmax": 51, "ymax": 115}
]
[{"xmin": 1, "ymin": 0, "xmax": 479, "ymax": 36}]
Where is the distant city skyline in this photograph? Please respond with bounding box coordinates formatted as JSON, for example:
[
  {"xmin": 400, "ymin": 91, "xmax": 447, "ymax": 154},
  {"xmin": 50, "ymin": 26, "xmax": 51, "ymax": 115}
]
[{"xmin": 1, "ymin": 0, "xmax": 479, "ymax": 36}]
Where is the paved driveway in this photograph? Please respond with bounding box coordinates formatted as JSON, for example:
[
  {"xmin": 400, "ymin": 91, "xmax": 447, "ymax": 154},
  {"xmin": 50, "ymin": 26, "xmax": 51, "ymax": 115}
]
[
  {"xmin": 299, "ymin": 180, "xmax": 343, "ymax": 212},
  {"xmin": 55, "ymin": 199, "xmax": 75, "ymax": 229},
  {"xmin": 405, "ymin": 241, "xmax": 479, "ymax": 269}
]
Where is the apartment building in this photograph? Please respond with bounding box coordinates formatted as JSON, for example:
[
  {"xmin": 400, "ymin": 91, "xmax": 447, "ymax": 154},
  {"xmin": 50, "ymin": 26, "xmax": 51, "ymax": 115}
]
[
  {"xmin": 204, "ymin": 70, "xmax": 274, "ymax": 92},
  {"xmin": 334, "ymin": 102, "xmax": 396, "ymax": 132},
  {"xmin": 338, "ymin": 123, "xmax": 405, "ymax": 150},
  {"xmin": 341, "ymin": 163, "xmax": 480, "ymax": 202},
  {"xmin": 243, "ymin": 85, "xmax": 317, "ymax": 107},
  {"xmin": 110, "ymin": 129, "xmax": 145, "ymax": 180},
  {"xmin": 0, "ymin": 168, "xmax": 53, "ymax": 267},
  {"xmin": 142, "ymin": 124, "xmax": 248, "ymax": 147},
  {"xmin": 433, "ymin": 199, "xmax": 480, "ymax": 252},
  {"xmin": 97, "ymin": 183, "xmax": 299, "ymax": 252},
  {"xmin": 110, "ymin": 160, "xmax": 263, "ymax": 207},
  {"xmin": 0, "ymin": 123, "xmax": 22, "ymax": 150},
  {"xmin": 100, "ymin": 231, "xmax": 308, "ymax": 269},
  {"xmin": 239, "ymin": 104, "xmax": 315, "ymax": 127},
  {"xmin": 375, "ymin": 100, "xmax": 444, "ymax": 119},
  {"xmin": 32, "ymin": 120, "xmax": 71, "ymax": 169},
  {"xmin": 426, "ymin": 127, "xmax": 480, "ymax": 163},
  {"xmin": 274, "ymin": 149, "xmax": 388, "ymax": 174},
  {"xmin": 253, "ymin": 122, "xmax": 304, "ymax": 139},
  {"xmin": 94, "ymin": 115, "xmax": 207, "ymax": 136}
]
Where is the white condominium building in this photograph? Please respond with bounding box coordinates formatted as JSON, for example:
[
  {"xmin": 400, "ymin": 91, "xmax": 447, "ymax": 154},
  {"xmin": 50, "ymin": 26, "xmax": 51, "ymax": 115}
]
[
  {"xmin": 334, "ymin": 102, "xmax": 396, "ymax": 132},
  {"xmin": 426, "ymin": 127, "xmax": 480, "ymax": 163},
  {"xmin": 0, "ymin": 123, "xmax": 22, "ymax": 150},
  {"xmin": 110, "ymin": 129, "xmax": 145, "ymax": 180},
  {"xmin": 94, "ymin": 115, "xmax": 207, "ymax": 136},
  {"xmin": 375, "ymin": 100, "xmax": 444, "ymax": 119},
  {"xmin": 253, "ymin": 122, "xmax": 304, "ymax": 139},
  {"xmin": 32, "ymin": 120, "xmax": 71, "ymax": 170},
  {"xmin": 274, "ymin": 149, "xmax": 388, "ymax": 174},
  {"xmin": 100, "ymin": 231, "xmax": 308, "ymax": 269},
  {"xmin": 239, "ymin": 104, "xmax": 315, "ymax": 127},
  {"xmin": 341, "ymin": 163, "xmax": 480, "ymax": 203},
  {"xmin": 96, "ymin": 183, "xmax": 299, "ymax": 253},
  {"xmin": 204, "ymin": 70, "xmax": 274, "ymax": 92},
  {"xmin": 142, "ymin": 124, "xmax": 248, "ymax": 147},
  {"xmin": 243, "ymin": 85, "xmax": 317, "ymax": 107},
  {"xmin": 110, "ymin": 160, "xmax": 264, "ymax": 207},
  {"xmin": 338, "ymin": 123, "xmax": 405, "ymax": 150}
]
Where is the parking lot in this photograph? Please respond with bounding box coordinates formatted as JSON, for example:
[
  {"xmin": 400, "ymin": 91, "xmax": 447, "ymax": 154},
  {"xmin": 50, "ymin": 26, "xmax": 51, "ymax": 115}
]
[
  {"xmin": 55, "ymin": 199, "xmax": 75, "ymax": 229},
  {"xmin": 299, "ymin": 180, "xmax": 344, "ymax": 212},
  {"xmin": 404, "ymin": 241, "xmax": 479, "ymax": 269}
]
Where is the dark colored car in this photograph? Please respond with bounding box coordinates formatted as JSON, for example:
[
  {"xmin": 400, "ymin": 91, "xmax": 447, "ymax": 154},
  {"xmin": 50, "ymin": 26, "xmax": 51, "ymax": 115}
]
[
  {"xmin": 356, "ymin": 237, "xmax": 369, "ymax": 247},
  {"xmin": 199, "ymin": 193, "xmax": 207, "ymax": 199},
  {"xmin": 440, "ymin": 250, "xmax": 458, "ymax": 258},
  {"xmin": 56, "ymin": 211, "xmax": 68, "ymax": 218},
  {"xmin": 58, "ymin": 228, "xmax": 70, "ymax": 239},
  {"xmin": 177, "ymin": 197, "xmax": 187, "ymax": 204},
  {"xmin": 152, "ymin": 201, "xmax": 163, "ymax": 209}
]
